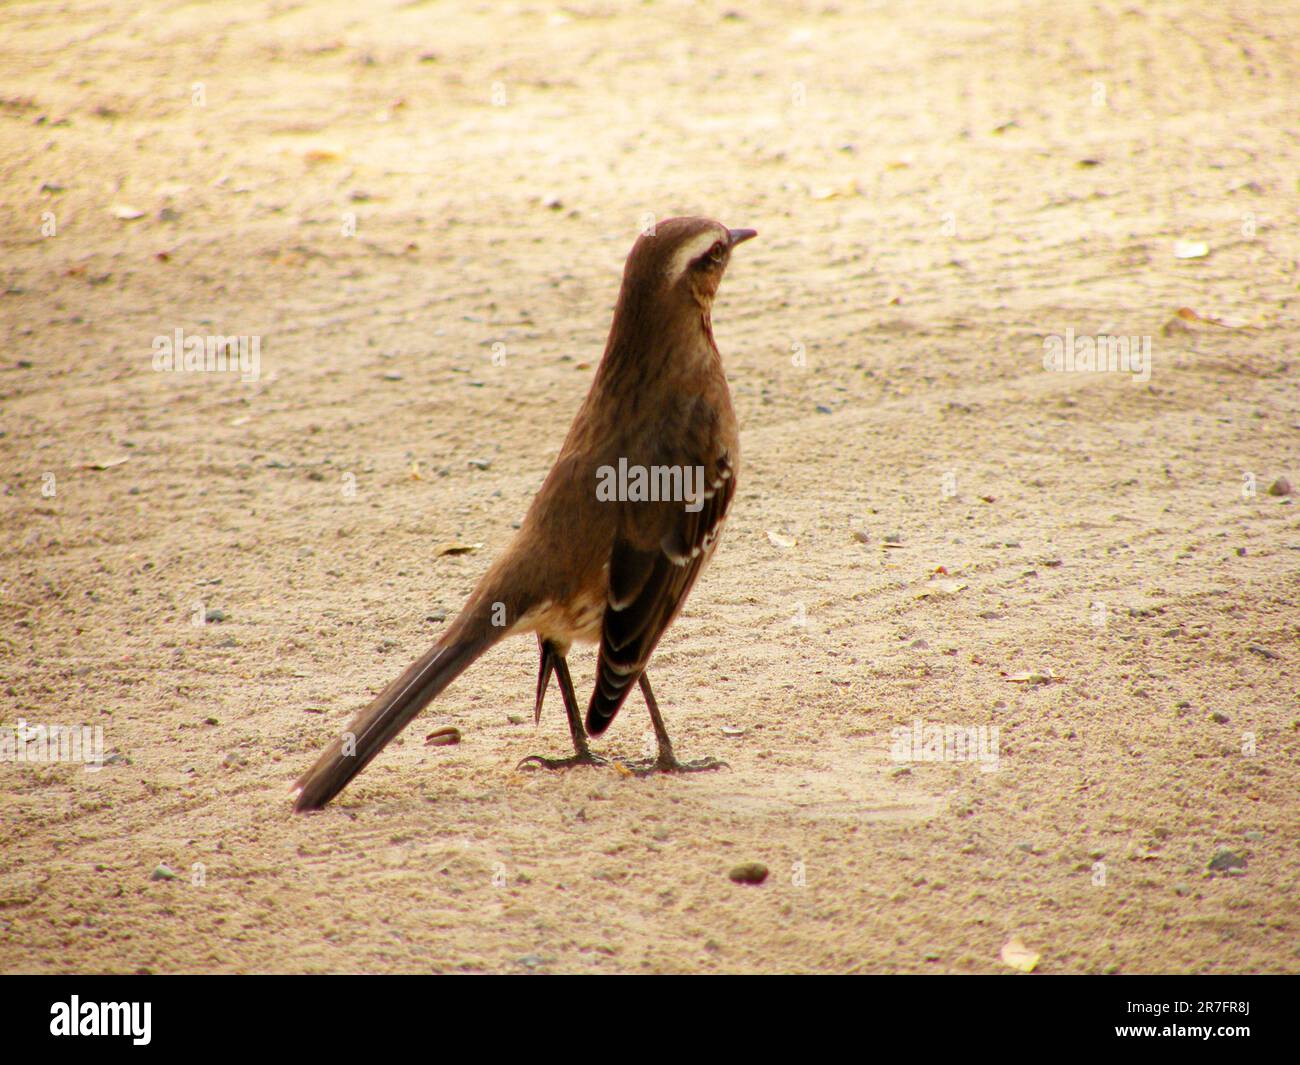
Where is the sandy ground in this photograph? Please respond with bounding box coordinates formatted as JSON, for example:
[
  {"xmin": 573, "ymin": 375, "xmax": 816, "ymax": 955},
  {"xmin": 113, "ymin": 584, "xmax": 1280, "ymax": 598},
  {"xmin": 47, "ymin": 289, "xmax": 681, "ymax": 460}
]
[{"xmin": 1, "ymin": 0, "xmax": 1297, "ymax": 975}]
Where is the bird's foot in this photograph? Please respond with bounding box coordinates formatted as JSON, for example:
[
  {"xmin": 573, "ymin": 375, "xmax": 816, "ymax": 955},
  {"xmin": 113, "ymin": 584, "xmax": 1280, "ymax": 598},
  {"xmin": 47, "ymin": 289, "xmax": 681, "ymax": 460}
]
[
  {"xmin": 622, "ymin": 753, "xmax": 729, "ymax": 777},
  {"xmin": 516, "ymin": 750, "xmax": 609, "ymax": 772}
]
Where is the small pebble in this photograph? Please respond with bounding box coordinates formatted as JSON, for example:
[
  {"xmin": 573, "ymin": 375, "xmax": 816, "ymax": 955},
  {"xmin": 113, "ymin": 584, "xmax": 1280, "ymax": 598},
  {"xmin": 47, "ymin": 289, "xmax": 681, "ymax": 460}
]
[
  {"xmin": 150, "ymin": 864, "xmax": 176, "ymax": 882},
  {"xmin": 1267, "ymin": 477, "xmax": 1291, "ymax": 496},
  {"xmin": 1207, "ymin": 849, "xmax": 1247, "ymax": 873},
  {"xmin": 729, "ymin": 862, "xmax": 769, "ymax": 885}
]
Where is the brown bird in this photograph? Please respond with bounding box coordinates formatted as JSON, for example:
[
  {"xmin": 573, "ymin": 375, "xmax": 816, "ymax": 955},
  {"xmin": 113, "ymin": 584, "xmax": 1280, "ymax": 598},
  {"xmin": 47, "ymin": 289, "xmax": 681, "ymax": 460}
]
[{"xmin": 293, "ymin": 216, "xmax": 754, "ymax": 812}]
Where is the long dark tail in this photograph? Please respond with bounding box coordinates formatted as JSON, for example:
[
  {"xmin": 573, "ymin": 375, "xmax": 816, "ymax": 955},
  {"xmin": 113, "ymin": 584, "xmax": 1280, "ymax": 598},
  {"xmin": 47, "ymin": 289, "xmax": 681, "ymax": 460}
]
[{"xmin": 292, "ymin": 601, "xmax": 504, "ymax": 812}]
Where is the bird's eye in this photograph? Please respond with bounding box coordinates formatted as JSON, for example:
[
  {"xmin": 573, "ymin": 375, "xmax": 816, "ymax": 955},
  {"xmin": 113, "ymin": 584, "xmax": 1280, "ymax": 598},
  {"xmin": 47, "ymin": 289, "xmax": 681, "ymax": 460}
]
[{"xmin": 708, "ymin": 241, "xmax": 726, "ymax": 262}]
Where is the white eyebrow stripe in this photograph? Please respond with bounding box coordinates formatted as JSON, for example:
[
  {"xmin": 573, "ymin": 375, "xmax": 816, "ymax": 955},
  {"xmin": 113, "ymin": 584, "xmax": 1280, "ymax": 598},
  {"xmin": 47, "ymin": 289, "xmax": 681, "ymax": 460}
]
[{"xmin": 665, "ymin": 230, "xmax": 724, "ymax": 283}]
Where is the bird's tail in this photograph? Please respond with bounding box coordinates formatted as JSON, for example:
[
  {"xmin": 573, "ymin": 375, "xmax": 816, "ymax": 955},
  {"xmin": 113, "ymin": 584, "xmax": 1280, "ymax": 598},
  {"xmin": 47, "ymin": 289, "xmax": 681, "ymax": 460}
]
[{"xmin": 292, "ymin": 595, "xmax": 507, "ymax": 812}]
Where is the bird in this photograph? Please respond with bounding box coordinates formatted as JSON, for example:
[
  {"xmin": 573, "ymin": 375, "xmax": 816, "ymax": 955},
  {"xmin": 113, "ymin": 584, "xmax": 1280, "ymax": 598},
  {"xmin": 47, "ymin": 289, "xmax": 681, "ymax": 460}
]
[{"xmin": 292, "ymin": 216, "xmax": 755, "ymax": 812}]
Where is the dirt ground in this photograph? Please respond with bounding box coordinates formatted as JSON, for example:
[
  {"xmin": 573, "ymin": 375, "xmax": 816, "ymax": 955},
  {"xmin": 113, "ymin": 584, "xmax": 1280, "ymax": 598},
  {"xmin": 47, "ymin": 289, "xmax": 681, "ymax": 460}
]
[{"xmin": 1, "ymin": 0, "xmax": 1296, "ymax": 975}]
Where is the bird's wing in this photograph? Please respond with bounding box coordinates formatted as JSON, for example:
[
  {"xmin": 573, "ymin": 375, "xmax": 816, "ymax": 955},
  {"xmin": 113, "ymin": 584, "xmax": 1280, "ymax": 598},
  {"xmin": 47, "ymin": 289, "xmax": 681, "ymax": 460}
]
[{"xmin": 585, "ymin": 400, "xmax": 735, "ymax": 735}]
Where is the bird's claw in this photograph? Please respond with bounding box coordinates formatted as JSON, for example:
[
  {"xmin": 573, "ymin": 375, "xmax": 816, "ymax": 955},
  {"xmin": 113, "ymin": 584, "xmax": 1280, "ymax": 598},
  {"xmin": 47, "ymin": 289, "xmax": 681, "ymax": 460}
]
[
  {"xmin": 623, "ymin": 754, "xmax": 729, "ymax": 777},
  {"xmin": 516, "ymin": 751, "xmax": 609, "ymax": 772}
]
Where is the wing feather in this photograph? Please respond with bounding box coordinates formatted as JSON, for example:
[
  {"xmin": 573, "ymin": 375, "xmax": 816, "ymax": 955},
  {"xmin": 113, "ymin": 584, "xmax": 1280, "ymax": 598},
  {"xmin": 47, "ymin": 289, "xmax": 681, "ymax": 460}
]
[{"xmin": 585, "ymin": 422, "xmax": 735, "ymax": 735}]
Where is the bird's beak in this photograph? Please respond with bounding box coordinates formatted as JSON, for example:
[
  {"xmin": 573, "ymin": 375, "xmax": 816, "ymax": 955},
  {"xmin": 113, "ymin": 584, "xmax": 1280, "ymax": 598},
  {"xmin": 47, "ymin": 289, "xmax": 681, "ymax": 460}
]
[{"xmin": 727, "ymin": 228, "xmax": 758, "ymax": 247}]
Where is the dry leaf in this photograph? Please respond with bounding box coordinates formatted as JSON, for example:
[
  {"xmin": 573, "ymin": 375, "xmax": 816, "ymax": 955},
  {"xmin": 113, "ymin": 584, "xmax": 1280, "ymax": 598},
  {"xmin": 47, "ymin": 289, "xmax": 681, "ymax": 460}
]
[
  {"xmin": 915, "ymin": 579, "xmax": 967, "ymax": 599},
  {"xmin": 424, "ymin": 726, "xmax": 461, "ymax": 747},
  {"xmin": 1003, "ymin": 671, "xmax": 1060, "ymax": 685},
  {"xmin": 81, "ymin": 456, "xmax": 130, "ymax": 470},
  {"xmin": 1174, "ymin": 307, "xmax": 1249, "ymax": 329},
  {"xmin": 809, "ymin": 180, "xmax": 860, "ymax": 201},
  {"xmin": 1173, "ymin": 240, "xmax": 1209, "ymax": 260},
  {"xmin": 766, "ymin": 530, "xmax": 797, "ymax": 549},
  {"xmin": 435, "ymin": 541, "xmax": 483, "ymax": 556},
  {"xmin": 999, "ymin": 936, "xmax": 1040, "ymax": 973}
]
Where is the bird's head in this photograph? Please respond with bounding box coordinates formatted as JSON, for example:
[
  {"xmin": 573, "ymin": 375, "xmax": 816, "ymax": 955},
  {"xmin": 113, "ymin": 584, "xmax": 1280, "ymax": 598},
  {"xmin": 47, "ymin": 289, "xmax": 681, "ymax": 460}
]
[{"xmin": 620, "ymin": 216, "xmax": 757, "ymax": 314}]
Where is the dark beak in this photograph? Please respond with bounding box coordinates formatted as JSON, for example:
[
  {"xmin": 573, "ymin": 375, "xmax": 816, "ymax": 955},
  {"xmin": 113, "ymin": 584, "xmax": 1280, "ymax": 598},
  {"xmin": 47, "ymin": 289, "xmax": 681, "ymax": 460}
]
[{"xmin": 727, "ymin": 227, "xmax": 758, "ymax": 247}]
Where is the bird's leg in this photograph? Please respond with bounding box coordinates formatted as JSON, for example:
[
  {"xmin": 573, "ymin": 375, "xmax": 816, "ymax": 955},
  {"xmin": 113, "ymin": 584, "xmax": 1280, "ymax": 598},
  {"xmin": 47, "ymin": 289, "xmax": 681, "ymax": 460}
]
[
  {"xmin": 626, "ymin": 672, "xmax": 727, "ymax": 775},
  {"xmin": 517, "ymin": 638, "xmax": 608, "ymax": 771},
  {"xmin": 532, "ymin": 634, "xmax": 553, "ymax": 726}
]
